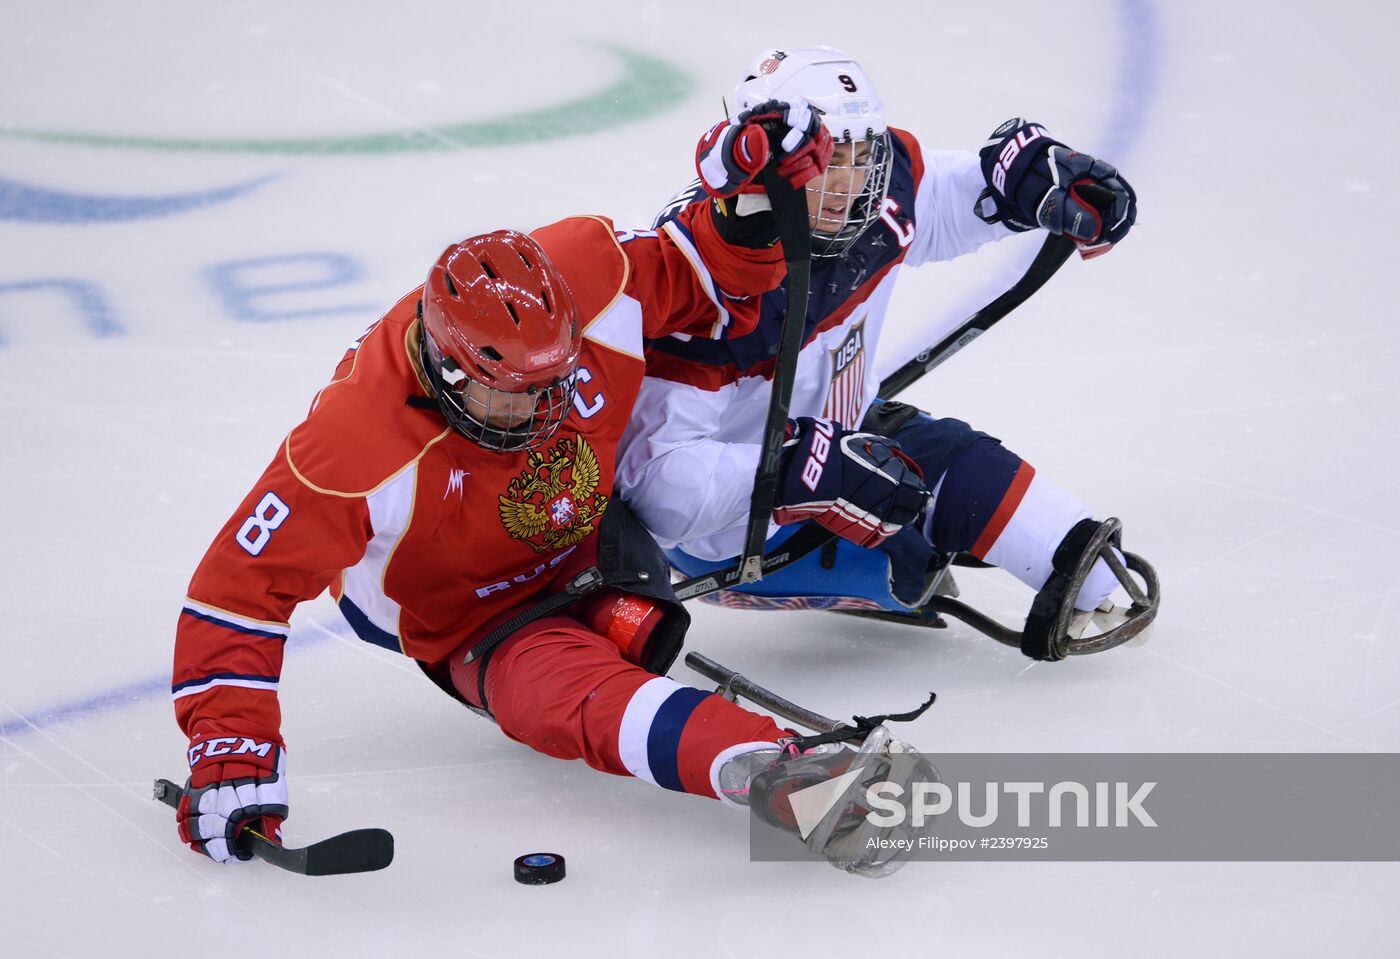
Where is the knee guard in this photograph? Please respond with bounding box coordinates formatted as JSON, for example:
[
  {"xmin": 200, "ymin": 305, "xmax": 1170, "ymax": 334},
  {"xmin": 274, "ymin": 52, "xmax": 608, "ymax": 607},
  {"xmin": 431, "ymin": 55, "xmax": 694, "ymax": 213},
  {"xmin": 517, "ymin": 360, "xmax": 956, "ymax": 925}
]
[{"xmin": 924, "ymin": 436, "xmax": 1032, "ymax": 557}]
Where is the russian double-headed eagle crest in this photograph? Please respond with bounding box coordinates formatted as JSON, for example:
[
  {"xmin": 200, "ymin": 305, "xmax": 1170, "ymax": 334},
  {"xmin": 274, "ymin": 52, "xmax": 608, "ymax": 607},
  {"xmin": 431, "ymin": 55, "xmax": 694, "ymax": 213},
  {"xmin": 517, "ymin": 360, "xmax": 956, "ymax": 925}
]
[{"xmin": 498, "ymin": 436, "xmax": 609, "ymax": 553}]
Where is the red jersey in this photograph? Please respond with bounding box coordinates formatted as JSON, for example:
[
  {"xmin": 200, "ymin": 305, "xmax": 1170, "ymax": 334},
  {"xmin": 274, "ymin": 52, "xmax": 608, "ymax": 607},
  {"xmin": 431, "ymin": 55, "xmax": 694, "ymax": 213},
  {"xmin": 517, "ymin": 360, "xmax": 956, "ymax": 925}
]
[{"xmin": 172, "ymin": 215, "xmax": 724, "ymax": 743}]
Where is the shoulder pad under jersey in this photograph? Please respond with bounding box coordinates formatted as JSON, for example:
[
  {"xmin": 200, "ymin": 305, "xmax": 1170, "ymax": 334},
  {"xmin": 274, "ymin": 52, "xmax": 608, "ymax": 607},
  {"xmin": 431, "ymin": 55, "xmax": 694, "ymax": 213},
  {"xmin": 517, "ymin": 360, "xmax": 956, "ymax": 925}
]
[
  {"xmin": 530, "ymin": 216, "xmax": 629, "ymax": 330},
  {"xmin": 285, "ymin": 297, "xmax": 452, "ymax": 497}
]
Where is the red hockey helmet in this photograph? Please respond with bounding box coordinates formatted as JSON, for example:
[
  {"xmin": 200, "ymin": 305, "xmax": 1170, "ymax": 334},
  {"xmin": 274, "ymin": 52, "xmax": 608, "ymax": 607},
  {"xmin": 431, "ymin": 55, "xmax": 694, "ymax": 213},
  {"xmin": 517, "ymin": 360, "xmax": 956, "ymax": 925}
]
[{"xmin": 418, "ymin": 231, "xmax": 581, "ymax": 451}]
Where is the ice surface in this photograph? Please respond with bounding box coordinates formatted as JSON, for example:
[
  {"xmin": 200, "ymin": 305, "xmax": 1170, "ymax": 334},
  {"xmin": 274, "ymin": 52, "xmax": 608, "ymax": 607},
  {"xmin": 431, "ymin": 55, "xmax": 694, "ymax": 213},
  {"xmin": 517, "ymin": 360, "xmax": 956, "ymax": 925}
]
[{"xmin": 2, "ymin": 1, "xmax": 1397, "ymax": 956}]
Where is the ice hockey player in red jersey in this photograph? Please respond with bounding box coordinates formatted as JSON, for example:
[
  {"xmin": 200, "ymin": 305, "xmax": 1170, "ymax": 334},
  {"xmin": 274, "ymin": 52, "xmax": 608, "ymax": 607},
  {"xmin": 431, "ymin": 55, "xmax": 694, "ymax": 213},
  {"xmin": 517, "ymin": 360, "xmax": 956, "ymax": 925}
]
[
  {"xmin": 616, "ymin": 46, "xmax": 1157, "ymax": 659},
  {"xmin": 171, "ymin": 221, "xmax": 931, "ymax": 876}
]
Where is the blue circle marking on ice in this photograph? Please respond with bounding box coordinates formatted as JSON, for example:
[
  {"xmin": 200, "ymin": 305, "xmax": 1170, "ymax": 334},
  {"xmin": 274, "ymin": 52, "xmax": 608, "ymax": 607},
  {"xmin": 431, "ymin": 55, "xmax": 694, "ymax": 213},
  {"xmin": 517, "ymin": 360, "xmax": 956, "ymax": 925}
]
[{"xmin": 0, "ymin": 173, "xmax": 279, "ymax": 224}]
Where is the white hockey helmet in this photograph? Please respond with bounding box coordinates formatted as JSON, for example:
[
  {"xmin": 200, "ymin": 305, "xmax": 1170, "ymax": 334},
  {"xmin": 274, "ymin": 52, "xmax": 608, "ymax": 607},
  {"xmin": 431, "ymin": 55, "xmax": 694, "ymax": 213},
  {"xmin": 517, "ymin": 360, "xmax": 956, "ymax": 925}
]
[{"xmin": 734, "ymin": 47, "xmax": 892, "ymax": 255}]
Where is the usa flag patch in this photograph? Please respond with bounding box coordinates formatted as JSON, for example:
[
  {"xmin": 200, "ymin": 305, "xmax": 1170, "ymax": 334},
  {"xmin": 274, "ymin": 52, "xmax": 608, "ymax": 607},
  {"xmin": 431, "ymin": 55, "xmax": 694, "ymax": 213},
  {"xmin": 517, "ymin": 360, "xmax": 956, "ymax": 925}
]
[{"xmin": 822, "ymin": 320, "xmax": 866, "ymax": 429}]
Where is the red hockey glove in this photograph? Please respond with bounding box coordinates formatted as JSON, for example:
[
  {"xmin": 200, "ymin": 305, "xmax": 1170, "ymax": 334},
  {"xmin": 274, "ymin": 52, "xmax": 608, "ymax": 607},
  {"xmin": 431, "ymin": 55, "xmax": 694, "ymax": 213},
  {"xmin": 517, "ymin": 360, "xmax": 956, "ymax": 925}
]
[
  {"xmin": 695, "ymin": 96, "xmax": 834, "ymax": 199},
  {"xmin": 177, "ymin": 730, "xmax": 288, "ymax": 863},
  {"xmin": 772, "ymin": 417, "xmax": 931, "ymax": 548}
]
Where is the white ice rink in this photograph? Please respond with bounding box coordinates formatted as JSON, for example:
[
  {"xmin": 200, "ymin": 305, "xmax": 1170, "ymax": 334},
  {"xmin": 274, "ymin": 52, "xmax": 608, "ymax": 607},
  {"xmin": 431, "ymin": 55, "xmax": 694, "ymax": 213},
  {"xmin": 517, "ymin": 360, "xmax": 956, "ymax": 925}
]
[{"xmin": 3, "ymin": 1, "xmax": 1398, "ymax": 955}]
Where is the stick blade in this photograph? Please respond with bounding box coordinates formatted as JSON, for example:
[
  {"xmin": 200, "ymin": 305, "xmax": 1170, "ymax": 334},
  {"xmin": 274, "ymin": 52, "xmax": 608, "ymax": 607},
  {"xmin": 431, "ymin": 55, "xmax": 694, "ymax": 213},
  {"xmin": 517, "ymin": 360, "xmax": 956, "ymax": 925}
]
[{"xmin": 296, "ymin": 827, "xmax": 395, "ymax": 876}]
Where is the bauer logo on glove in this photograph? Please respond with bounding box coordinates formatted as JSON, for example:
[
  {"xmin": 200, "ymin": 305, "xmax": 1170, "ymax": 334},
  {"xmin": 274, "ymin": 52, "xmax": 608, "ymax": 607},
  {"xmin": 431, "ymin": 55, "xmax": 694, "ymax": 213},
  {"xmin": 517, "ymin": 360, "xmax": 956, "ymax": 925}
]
[
  {"xmin": 975, "ymin": 118, "xmax": 1137, "ymax": 255},
  {"xmin": 772, "ymin": 417, "xmax": 930, "ymax": 548}
]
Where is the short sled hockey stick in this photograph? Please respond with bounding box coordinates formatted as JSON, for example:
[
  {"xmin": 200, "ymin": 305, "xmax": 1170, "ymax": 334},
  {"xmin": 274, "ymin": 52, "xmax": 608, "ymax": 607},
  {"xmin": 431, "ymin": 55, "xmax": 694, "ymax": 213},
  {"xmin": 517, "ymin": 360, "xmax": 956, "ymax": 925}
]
[
  {"xmin": 875, "ymin": 232, "xmax": 1075, "ymax": 398},
  {"xmin": 673, "ymin": 232, "xmax": 1077, "ymax": 602},
  {"xmin": 686, "ymin": 651, "xmax": 845, "ymax": 733},
  {"xmin": 685, "ymin": 651, "xmax": 934, "ymax": 743},
  {"xmin": 153, "ymin": 778, "xmax": 394, "ymax": 876},
  {"xmin": 735, "ymin": 164, "xmax": 813, "ymax": 585}
]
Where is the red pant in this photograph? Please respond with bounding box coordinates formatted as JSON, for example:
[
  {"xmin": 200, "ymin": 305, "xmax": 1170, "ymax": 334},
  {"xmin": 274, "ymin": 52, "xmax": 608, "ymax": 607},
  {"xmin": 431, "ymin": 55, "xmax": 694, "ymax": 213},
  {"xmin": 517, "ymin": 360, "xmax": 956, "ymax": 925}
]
[{"xmin": 450, "ymin": 616, "xmax": 785, "ymax": 799}]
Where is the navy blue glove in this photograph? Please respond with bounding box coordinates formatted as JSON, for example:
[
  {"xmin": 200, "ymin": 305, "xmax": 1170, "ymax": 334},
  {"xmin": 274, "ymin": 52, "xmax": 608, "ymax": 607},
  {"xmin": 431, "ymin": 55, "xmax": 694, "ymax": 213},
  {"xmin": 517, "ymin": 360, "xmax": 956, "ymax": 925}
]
[
  {"xmin": 975, "ymin": 118, "xmax": 1137, "ymax": 257},
  {"xmin": 773, "ymin": 417, "xmax": 930, "ymax": 548}
]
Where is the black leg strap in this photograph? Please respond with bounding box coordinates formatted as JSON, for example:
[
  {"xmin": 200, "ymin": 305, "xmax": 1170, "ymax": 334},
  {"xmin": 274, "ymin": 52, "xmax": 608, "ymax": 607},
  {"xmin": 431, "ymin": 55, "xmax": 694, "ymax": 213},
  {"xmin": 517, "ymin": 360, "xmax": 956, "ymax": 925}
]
[
  {"xmin": 467, "ymin": 566, "xmax": 643, "ymax": 712},
  {"xmin": 1021, "ymin": 518, "xmax": 1102, "ymax": 661},
  {"xmin": 446, "ymin": 500, "xmax": 693, "ymax": 717},
  {"xmin": 860, "ymin": 400, "xmax": 922, "ymax": 437},
  {"xmin": 787, "ymin": 691, "xmax": 937, "ymax": 750}
]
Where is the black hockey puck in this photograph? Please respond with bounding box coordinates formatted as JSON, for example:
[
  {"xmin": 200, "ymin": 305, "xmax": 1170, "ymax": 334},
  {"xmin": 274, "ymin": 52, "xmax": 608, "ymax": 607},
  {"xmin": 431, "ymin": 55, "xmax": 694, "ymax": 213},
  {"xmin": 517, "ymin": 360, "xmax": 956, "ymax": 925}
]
[{"xmin": 513, "ymin": 852, "xmax": 565, "ymax": 885}]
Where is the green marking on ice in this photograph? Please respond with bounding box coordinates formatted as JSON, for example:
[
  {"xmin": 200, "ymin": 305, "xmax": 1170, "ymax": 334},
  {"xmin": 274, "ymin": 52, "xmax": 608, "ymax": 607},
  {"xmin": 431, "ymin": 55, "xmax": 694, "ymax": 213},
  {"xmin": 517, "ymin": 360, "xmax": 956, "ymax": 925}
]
[{"xmin": 0, "ymin": 43, "xmax": 691, "ymax": 155}]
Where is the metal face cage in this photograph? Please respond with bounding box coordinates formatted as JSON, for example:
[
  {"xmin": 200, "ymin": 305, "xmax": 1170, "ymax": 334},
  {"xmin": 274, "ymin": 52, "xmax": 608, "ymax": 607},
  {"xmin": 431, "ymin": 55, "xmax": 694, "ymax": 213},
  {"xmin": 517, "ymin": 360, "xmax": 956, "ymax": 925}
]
[
  {"xmin": 421, "ymin": 326, "xmax": 578, "ymax": 452},
  {"xmin": 808, "ymin": 130, "xmax": 892, "ymax": 257}
]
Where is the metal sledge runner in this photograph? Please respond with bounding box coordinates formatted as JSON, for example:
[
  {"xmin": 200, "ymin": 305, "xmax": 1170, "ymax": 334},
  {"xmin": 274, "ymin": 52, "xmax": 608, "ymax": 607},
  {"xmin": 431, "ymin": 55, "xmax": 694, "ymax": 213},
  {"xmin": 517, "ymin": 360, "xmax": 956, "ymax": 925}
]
[{"xmin": 670, "ymin": 514, "xmax": 1159, "ymax": 660}]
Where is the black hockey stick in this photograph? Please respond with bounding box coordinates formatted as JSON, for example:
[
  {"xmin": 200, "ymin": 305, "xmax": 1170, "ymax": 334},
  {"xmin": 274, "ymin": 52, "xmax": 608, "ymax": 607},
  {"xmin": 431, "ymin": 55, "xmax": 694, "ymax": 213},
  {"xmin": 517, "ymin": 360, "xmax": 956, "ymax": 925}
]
[
  {"xmin": 686, "ymin": 651, "xmax": 935, "ymax": 743},
  {"xmin": 674, "ymin": 522, "xmax": 831, "ymax": 601},
  {"xmin": 734, "ymin": 165, "xmax": 812, "ymax": 585},
  {"xmin": 877, "ymin": 232, "xmax": 1075, "ymax": 398},
  {"xmin": 673, "ymin": 231, "xmax": 1076, "ymax": 602},
  {"xmin": 153, "ymin": 778, "xmax": 394, "ymax": 876}
]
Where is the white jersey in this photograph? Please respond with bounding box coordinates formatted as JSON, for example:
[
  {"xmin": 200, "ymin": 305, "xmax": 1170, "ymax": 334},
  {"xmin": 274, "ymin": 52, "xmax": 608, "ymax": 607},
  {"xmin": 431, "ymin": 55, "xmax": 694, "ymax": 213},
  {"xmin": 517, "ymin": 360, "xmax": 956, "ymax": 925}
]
[{"xmin": 616, "ymin": 129, "xmax": 1011, "ymax": 560}]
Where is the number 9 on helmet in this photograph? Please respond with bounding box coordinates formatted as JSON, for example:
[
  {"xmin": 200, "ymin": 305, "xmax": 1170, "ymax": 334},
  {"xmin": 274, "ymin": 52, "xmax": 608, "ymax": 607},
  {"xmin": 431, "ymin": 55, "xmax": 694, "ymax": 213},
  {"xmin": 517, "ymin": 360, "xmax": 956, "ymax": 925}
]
[
  {"xmin": 734, "ymin": 46, "xmax": 892, "ymax": 257},
  {"xmin": 417, "ymin": 231, "xmax": 581, "ymax": 452}
]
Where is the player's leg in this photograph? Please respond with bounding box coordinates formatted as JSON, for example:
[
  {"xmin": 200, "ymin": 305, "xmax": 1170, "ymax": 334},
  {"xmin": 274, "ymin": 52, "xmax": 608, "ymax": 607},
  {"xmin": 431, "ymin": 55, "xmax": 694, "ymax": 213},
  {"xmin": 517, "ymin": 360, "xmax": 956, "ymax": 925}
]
[
  {"xmin": 448, "ymin": 615, "xmax": 787, "ymax": 800},
  {"xmin": 446, "ymin": 614, "xmax": 941, "ymax": 873},
  {"xmin": 667, "ymin": 408, "xmax": 1116, "ymax": 613},
  {"xmin": 910, "ymin": 424, "xmax": 1122, "ymax": 612},
  {"xmin": 889, "ymin": 408, "xmax": 1156, "ymax": 658},
  {"xmin": 664, "ymin": 404, "xmax": 1155, "ymax": 657}
]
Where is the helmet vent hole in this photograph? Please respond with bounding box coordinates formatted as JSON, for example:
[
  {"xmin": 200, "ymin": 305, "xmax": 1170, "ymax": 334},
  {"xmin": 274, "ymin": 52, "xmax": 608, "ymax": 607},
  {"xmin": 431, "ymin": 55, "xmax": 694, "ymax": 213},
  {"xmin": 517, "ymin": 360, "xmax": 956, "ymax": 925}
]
[
  {"xmin": 480, "ymin": 346, "xmax": 503, "ymax": 362},
  {"xmin": 504, "ymin": 302, "xmax": 521, "ymax": 326},
  {"xmin": 444, "ymin": 274, "xmax": 460, "ymax": 298},
  {"xmin": 540, "ymin": 288, "xmax": 552, "ymax": 313},
  {"xmin": 479, "ymin": 260, "xmax": 497, "ymax": 280},
  {"xmin": 517, "ymin": 250, "xmax": 533, "ymax": 270}
]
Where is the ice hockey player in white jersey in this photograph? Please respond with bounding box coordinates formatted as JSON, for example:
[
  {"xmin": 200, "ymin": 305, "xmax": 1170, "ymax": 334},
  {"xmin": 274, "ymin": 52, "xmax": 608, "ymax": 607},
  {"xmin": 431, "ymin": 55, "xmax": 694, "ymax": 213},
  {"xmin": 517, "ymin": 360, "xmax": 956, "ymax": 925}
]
[{"xmin": 616, "ymin": 46, "xmax": 1156, "ymax": 659}]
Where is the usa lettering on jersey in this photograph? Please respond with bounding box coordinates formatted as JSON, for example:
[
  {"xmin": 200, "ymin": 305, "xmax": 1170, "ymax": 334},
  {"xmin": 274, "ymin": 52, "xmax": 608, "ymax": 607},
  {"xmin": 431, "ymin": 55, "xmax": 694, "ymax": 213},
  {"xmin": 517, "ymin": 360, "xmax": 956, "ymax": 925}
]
[{"xmin": 822, "ymin": 321, "xmax": 866, "ymax": 429}]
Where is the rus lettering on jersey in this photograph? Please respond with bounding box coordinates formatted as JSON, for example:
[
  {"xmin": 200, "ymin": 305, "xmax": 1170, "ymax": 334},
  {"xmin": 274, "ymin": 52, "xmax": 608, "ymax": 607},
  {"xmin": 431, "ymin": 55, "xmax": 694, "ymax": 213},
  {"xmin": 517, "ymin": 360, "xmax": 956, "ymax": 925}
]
[
  {"xmin": 822, "ymin": 321, "xmax": 866, "ymax": 429},
  {"xmin": 474, "ymin": 545, "xmax": 577, "ymax": 598}
]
